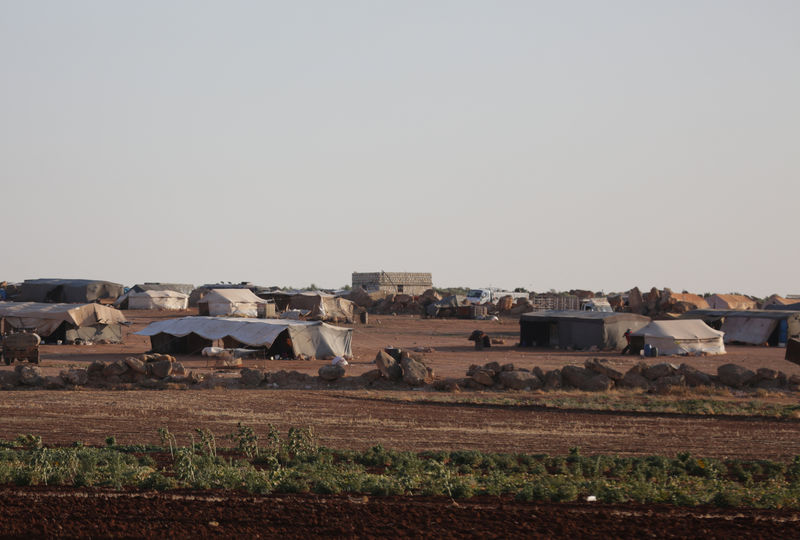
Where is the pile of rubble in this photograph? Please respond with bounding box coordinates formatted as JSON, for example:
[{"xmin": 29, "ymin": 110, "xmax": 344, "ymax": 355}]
[
  {"xmin": 0, "ymin": 354, "xmax": 197, "ymax": 390},
  {"xmin": 618, "ymin": 287, "xmax": 710, "ymax": 317},
  {"xmin": 435, "ymin": 358, "xmax": 800, "ymax": 393}
]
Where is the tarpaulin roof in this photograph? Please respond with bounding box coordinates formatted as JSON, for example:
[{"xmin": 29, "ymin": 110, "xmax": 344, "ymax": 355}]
[
  {"xmin": 135, "ymin": 316, "xmax": 352, "ymax": 357},
  {"xmin": 631, "ymin": 319, "xmax": 722, "ymax": 340},
  {"xmin": 198, "ymin": 289, "xmax": 267, "ymax": 305},
  {"xmin": 18, "ymin": 279, "xmax": 125, "ymax": 303},
  {"xmin": 0, "ymin": 301, "xmax": 127, "ymax": 336},
  {"xmin": 132, "ymin": 283, "xmax": 195, "ymax": 296},
  {"xmin": 520, "ymin": 311, "xmax": 650, "ymax": 323}
]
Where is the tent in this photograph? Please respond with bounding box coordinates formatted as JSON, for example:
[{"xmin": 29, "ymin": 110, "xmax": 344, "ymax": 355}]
[
  {"xmin": 630, "ymin": 320, "xmax": 725, "ymax": 356},
  {"xmin": 197, "ymin": 289, "xmax": 269, "ymax": 317},
  {"xmin": 681, "ymin": 309, "xmax": 800, "ymax": 346},
  {"xmin": 520, "ymin": 311, "xmax": 650, "ymax": 350},
  {"xmin": 0, "ymin": 301, "xmax": 127, "ymax": 343},
  {"xmin": 125, "ymin": 290, "xmax": 189, "ymax": 310},
  {"xmin": 706, "ymin": 294, "xmax": 757, "ymax": 310},
  {"xmin": 135, "ymin": 316, "xmax": 352, "ymax": 358},
  {"xmin": 287, "ymin": 292, "xmax": 354, "ymax": 323},
  {"xmin": 131, "ymin": 283, "xmax": 195, "ymax": 296},
  {"xmin": 188, "ymin": 283, "xmax": 256, "ymax": 307},
  {"xmin": 18, "ymin": 279, "xmax": 124, "ymax": 304}
]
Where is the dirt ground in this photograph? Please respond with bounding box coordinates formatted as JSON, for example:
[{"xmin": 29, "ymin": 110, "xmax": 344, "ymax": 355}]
[
  {"xmin": 1, "ymin": 488, "xmax": 797, "ymax": 539},
  {"xmin": 3, "ymin": 311, "xmax": 800, "ymax": 538}
]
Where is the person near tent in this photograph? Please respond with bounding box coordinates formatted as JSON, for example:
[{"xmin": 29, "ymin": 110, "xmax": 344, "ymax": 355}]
[{"xmin": 621, "ymin": 328, "xmax": 632, "ymax": 355}]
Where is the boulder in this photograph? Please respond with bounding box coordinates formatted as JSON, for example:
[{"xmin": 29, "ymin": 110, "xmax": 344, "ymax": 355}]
[
  {"xmin": 124, "ymin": 356, "xmax": 147, "ymax": 374},
  {"xmin": 103, "ymin": 361, "xmax": 129, "ymax": 378},
  {"xmin": 15, "ymin": 365, "xmax": 43, "ymax": 386},
  {"xmin": 652, "ymin": 374, "xmax": 685, "ymax": 393},
  {"xmin": 483, "ymin": 361, "xmax": 502, "ymax": 373},
  {"xmin": 240, "ymin": 368, "xmax": 265, "ymax": 387},
  {"xmin": 60, "ymin": 368, "xmax": 88, "ymax": 386},
  {"xmin": 432, "ymin": 378, "xmax": 463, "ymax": 392},
  {"xmin": 678, "ymin": 364, "xmax": 712, "ymax": 387},
  {"xmin": 543, "ymin": 369, "xmax": 562, "ymax": 389},
  {"xmin": 318, "ymin": 364, "xmax": 345, "ymax": 381},
  {"xmin": 375, "ymin": 350, "xmax": 402, "ymax": 381},
  {"xmin": 533, "ymin": 367, "xmax": 545, "ymax": 380},
  {"xmin": 582, "ymin": 374, "xmax": 614, "ymax": 391},
  {"xmin": 717, "ymin": 364, "xmax": 756, "ymax": 388},
  {"xmin": 625, "ymin": 362, "xmax": 648, "ymax": 377},
  {"xmin": 501, "ymin": 363, "xmax": 515, "ymax": 372},
  {"xmin": 0, "ymin": 370, "xmax": 21, "ymax": 388},
  {"xmin": 150, "ymin": 359, "xmax": 173, "ymax": 379},
  {"xmin": 584, "ymin": 358, "xmax": 623, "ymax": 381},
  {"xmin": 756, "ymin": 367, "xmax": 778, "ymax": 381},
  {"xmin": 642, "ymin": 362, "xmax": 678, "ymax": 381},
  {"xmin": 44, "ymin": 375, "xmax": 66, "ymax": 389},
  {"xmin": 628, "ymin": 287, "xmax": 644, "ymax": 314},
  {"xmin": 471, "ymin": 369, "xmax": 495, "ymax": 387},
  {"xmin": 756, "ymin": 378, "xmax": 781, "ymax": 390},
  {"xmin": 401, "ymin": 357, "xmax": 429, "ymax": 386},
  {"xmin": 561, "ymin": 365, "xmax": 594, "ymax": 389},
  {"xmin": 360, "ymin": 369, "xmax": 382, "ymax": 382},
  {"xmin": 498, "ymin": 370, "xmax": 542, "ymax": 390},
  {"xmin": 172, "ymin": 362, "xmax": 187, "ymax": 376},
  {"xmin": 87, "ymin": 361, "xmax": 106, "ymax": 378},
  {"xmin": 466, "ymin": 364, "xmax": 481, "ymax": 376},
  {"xmin": 620, "ymin": 372, "xmax": 651, "ymax": 390}
]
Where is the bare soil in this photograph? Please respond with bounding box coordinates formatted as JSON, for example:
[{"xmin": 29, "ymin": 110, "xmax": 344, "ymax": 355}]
[{"xmin": 0, "ymin": 488, "xmax": 797, "ymax": 539}]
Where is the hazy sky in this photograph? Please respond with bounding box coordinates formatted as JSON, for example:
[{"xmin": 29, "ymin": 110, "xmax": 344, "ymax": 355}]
[{"xmin": 1, "ymin": 1, "xmax": 797, "ymax": 296}]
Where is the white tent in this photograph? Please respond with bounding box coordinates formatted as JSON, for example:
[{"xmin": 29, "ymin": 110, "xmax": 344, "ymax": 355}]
[
  {"xmin": 631, "ymin": 320, "xmax": 725, "ymax": 356},
  {"xmin": 135, "ymin": 316, "xmax": 352, "ymax": 358},
  {"xmin": 198, "ymin": 289, "xmax": 267, "ymax": 317},
  {"xmin": 0, "ymin": 301, "xmax": 127, "ymax": 343},
  {"xmin": 126, "ymin": 290, "xmax": 188, "ymax": 310}
]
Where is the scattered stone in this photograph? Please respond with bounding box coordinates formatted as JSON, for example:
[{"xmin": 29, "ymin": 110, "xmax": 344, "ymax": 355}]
[
  {"xmin": 620, "ymin": 372, "xmax": 651, "ymax": 390},
  {"xmin": 466, "ymin": 364, "xmax": 481, "ymax": 376},
  {"xmin": 756, "ymin": 367, "xmax": 778, "ymax": 381},
  {"xmin": 584, "ymin": 358, "xmax": 623, "ymax": 381},
  {"xmin": 533, "ymin": 367, "xmax": 545, "ymax": 380},
  {"xmin": 498, "ymin": 370, "xmax": 542, "ymax": 390},
  {"xmin": 717, "ymin": 364, "xmax": 756, "ymax": 388},
  {"xmin": 150, "ymin": 359, "xmax": 173, "ymax": 379},
  {"xmin": 103, "ymin": 361, "xmax": 129, "ymax": 378},
  {"xmin": 642, "ymin": 362, "xmax": 678, "ymax": 381},
  {"xmin": 318, "ymin": 364, "xmax": 345, "ymax": 381},
  {"xmin": 561, "ymin": 365, "xmax": 594, "ymax": 389},
  {"xmin": 582, "ymin": 374, "xmax": 614, "ymax": 392},
  {"xmin": 401, "ymin": 357, "xmax": 429, "ymax": 386},
  {"xmin": 16, "ymin": 365, "xmax": 43, "ymax": 386},
  {"xmin": 432, "ymin": 378, "xmax": 462, "ymax": 392},
  {"xmin": 471, "ymin": 369, "xmax": 495, "ymax": 387},
  {"xmin": 172, "ymin": 362, "xmax": 187, "ymax": 376},
  {"xmin": 501, "ymin": 363, "xmax": 515, "ymax": 372},
  {"xmin": 87, "ymin": 361, "xmax": 106, "ymax": 378},
  {"xmin": 60, "ymin": 368, "xmax": 89, "ymax": 386},
  {"xmin": 483, "ymin": 361, "xmax": 502, "ymax": 373},
  {"xmin": 0, "ymin": 370, "xmax": 21, "ymax": 388},
  {"xmin": 124, "ymin": 357, "xmax": 147, "ymax": 374},
  {"xmin": 678, "ymin": 364, "xmax": 712, "ymax": 387},
  {"xmin": 240, "ymin": 368, "xmax": 265, "ymax": 387},
  {"xmin": 543, "ymin": 369, "xmax": 562, "ymax": 389},
  {"xmin": 44, "ymin": 375, "xmax": 66, "ymax": 389},
  {"xmin": 375, "ymin": 350, "xmax": 403, "ymax": 381},
  {"xmin": 652, "ymin": 374, "xmax": 685, "ymax": 393},
  {"xmin": 361, "ymin": 369, "xmax": 382, "ymax": 382}
]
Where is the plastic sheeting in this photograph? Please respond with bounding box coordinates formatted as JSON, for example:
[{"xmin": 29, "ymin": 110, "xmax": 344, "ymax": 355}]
[
  {"xmin": 721, "ymin": 317, "xmax": 778, "ymax": 345},
  {"xmin": 135, "ymin": 316, "xmax": 352, "ymax": 357},
  {"xmin": 121, "ymin": 290, "xmax": 189, "ymax": 310},
  {"xmin": 0, "ymin": 301, "xmax": 127, "ymax": 337},
  {"xmin": 631, "ymin": 320, "xmax": 725, "ymax": 355}
]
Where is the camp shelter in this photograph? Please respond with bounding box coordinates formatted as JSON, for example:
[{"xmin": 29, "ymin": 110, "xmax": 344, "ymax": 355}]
[
  {"xmin": 681, "ymin": 309, "xmax": 800, "ymax": 346},
  {"xmin": 706, "ymin": 294, "xmax": 757, "ymax": 310},
  {"xmin": 131, "ymin": 283, "xmax": 195, "ymax": 296},
  {"xmin": 766, "ymin": 302, "xmax": 800, "ymax": 311},
  {"xmin": 0, "ymin": 301, "xmax": 127, "ymax": 343},
  {"xmin": 519, "ymin": 311, "xmax": 650, "ymax": 350},
  {"xmin": 287, "ymin": 292, "xmax": 354, "ymax": 323},
  {"xmin": 630, "ymin": 320, "xmax": 725, "ymax": 356},
  {"xmin": 18, "ymin": 279, "xmax": 124, "ymax": 304},
  {"xmin": 197, "ymin": 289, "xmax": 269, "ymax": 317},
  {"xmin": 124, "ymin": 290, "xmax": 189, "ymax": 310},
  {"xmin": 135, "ymin": 316, "xmax": 352, "ymax": 358},
  {"xmin": 426, "ymin": 295, "xmax": 468, "ymax": 318},
  {"xmin": 188, "ymin": 283, "xmax": 256, "ymax": 307}
]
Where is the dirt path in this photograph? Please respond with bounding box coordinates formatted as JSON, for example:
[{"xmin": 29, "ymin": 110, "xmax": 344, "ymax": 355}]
[
  {"xmin": 0, "ymin": 488, "xmax": 797, "ymax": 539},
  {"xmin": 2, "ymin": 390, "xmax": 800, "ymax": 460}
]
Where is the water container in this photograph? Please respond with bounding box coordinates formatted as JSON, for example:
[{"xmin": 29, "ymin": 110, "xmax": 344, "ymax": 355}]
[{"xmin": 643, "ymin": 344, "xmax": 652, "ymax": 357}]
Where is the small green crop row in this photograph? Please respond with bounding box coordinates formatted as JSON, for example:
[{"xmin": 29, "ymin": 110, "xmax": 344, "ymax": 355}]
[{"xmin": 1, "ymin": 427, "xmax": 800, "ymax": 509}]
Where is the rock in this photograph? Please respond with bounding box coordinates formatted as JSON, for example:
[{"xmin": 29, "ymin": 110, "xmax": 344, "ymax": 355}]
[
  {"xmin": 138, "ymin": 378, "xmax": 167, "ymax": 389},
  {"xmin": 401, "ymin": 357, "xmax": 429, "ymax": 386},
  {"xmin": 543, "ymin": 369, "xmax": 562, "ymax": 389},
  {"xmin": 498, "ymin": 370, "xmax": 542, "ymax": 390},
  {"xmin": 561, "ymin": 365, "xmax": 594, "ymax": 389},
  {"xmin": 44, "ymin": 375, "xmax": 66, "ymax": 389},
  {"xmin": 60, "ymin": 368, "xmax": 88, "ymax": 386},
  {"xmin": 642, "ymin": 362, "xmax": 678, "ymax": 381},
  {"xmin": 318, "ymin": 364, "xmax": 345, "ymax": 381},
  {"xmin": 533, "ymin": 367, "xmax": 545, "ymax": 380},
  {"xmin": 501, "ymin": 363, "xmax": 515, "ymax": 372},
  {"xmin": 240, "ymin": 368, "xmax": 265, "ymax": 387},
  {"xmin": 15, "ymin": 365, "xmax": 43, "ymax": 386},
  {"xmin": 375, "ymin": 351, "xmax": 402, "ymax": 381},
  {"xmin": 583, "ymin": 374, "xmax": 614, "ymax": 391},
  {"xmin": 432, "ymin": 378, "xmax": 462, "ymax": 392},
  {"xmin": 124, "ymin": 356, "xmax": 147, "ymax": 374},
  {"xmin": 652, "ymin": 374, "xmax": 685, "ymax": 393},
  {"xmin": 678, "ymin": 364, "xmax": 712, "ymax": 387},
  {"xmin": 483, "ymin": 361, "xmax": 501, "ymax": 373},
  {"xmin": 87, "ymin": 361, "xmax": 106, "ymax": 378},
  {"xmin": 466, "ymin": 364, "xmax": 481, "ymax": 376},
  {"xmin": 717, "ymin": 364, "xmax": 756, "ymax": 388},
  {"xmin": 756, "ymin": 367, "xmax": 778, "ymax": 381},
  {"xmin": 625, "ymin": 362, "xmax": 648, "ymax": 377},
  {"xmin": 0, "ymin": 370, "xmax": 21, "ymax": 388},
  {"xmin": 620, "ymin": 372, "xmax": 651, "ymax": 390},
  {"xmin": 103, "ymin": 361, "xmax": 129, "ymax": 378},
  {"xmin": 628, "ymin": 287, "xmax": 644, "ymax": 314},
  {"xmin": 172, "ymin": 362, "xmax": 186, "ymax": 376},
  {"xmin": 150, "ymin": 359, "xmax": 173, "ymax": 379},
  {"xmin": 361, "ymin": 369, "xmax": 382, "ymax": 382},
  {"xmin": 471, "ymin": 369, "xmax": 495, "ymax": 387},
  {"xmin": 584, "ymin": 358, "xmax": 623, "ymax": 381},
  {"xmin": 756, "ymin": 378, "xmax": 781, "ymax": 390},
  {"xmin": 789, "ymin": 373, "xmax": 800, "ymax": 386}
]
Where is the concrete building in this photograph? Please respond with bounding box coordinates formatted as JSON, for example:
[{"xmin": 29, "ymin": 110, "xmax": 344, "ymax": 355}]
[{"xmin": 352, "ymin": 272, "xmax": 432, "ymax": 295}]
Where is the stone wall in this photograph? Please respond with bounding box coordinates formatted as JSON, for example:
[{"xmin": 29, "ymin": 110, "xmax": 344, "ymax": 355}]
[{"xmin": 352, "ymin": 272, "xmax": 432, "ymax": 295}]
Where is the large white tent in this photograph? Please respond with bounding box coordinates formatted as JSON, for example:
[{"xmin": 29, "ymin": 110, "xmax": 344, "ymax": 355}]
[
  {"xmin": 197, "ymin": 289, "xmax": 267, "ymax": 317},
  {"xmin": 0, "ymin": 301, "xmax": 127, "ymax": 343},
  {"xmin": 135, "ymin": 316, "xmax": 352, "ymax": 358},
  {"xmin": 631, "ymin": 320, "xmax": 725, "ymax": 356}
]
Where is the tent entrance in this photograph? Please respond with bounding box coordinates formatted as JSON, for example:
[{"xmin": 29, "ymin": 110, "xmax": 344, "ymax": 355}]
[{"xmin": 520, "ymin": 321, "xmax": 556, "ymax": 347}]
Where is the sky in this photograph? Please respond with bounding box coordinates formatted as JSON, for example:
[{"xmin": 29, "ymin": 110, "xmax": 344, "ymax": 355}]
[{"xmin": 1, "ymin": 1, "xmax": 798, "ymax": 296}]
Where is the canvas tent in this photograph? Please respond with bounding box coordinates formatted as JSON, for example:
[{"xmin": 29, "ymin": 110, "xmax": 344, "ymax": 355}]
[
  {"xmin": 198, "ymin": 289, "xmax": 268, "ymax": 317},
  {"xmin": 681, "ymin": 309, "xmax": 800, "ymax": 346},
  {"xmin": 520, "ymin": 311, "xmax": 650, "ymax": 350},
  {"xmin": 131, "ymin": 283, "xmax": 194, "ymax": 296},
  {"xmin": 120, "ymin": 290, "xmax": 189, "ymax": 310},
  {"xmin": 706, "ymin": 294, "xmax": 757, "ymax": 310},
  {"xmin": 18, "ymin": 279, "xmax": 124, "ymax": 304},
  {"xmin": 188, "ymin": 283, "xmax": 256, "ymax": 307},
  {"xmin": 630, "ymin": 320, "xmax": 725, "ymax": 356},
  {"xmin": 0, "ymin": 301, "xmax": 127, "ymax": 343},
  {"xmin": 135, "ymin": 316, "xmax": 352, "ymax": 358},
  {"xmin": 287, "ymin": 292, "xmax": 354, "ymax": 323}
]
